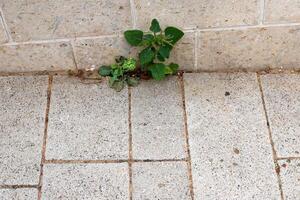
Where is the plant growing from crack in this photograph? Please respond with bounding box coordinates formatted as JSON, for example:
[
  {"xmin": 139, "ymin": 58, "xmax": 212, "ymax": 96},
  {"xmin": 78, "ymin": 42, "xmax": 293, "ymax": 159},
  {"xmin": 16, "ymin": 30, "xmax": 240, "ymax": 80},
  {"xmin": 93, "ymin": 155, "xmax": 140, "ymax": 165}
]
[{"xmin": 99, "ymin": 19, "xmax": 184, "ymax": 91}]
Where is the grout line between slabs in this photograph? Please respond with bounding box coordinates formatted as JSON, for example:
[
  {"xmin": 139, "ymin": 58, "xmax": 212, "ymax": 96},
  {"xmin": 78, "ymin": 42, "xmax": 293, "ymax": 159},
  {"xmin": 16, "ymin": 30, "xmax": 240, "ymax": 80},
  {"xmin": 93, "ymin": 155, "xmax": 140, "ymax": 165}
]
[
  {"xmin": 0, "ymin": 185, "xmax": 38, "ymax": 189},
  {"xmin": 1, "ymin": 68, "xmax": 299, "ymax": 78},
  {"xmin": 179, "ymin": 75, "xmax": 195, "ymax": 200},
  {"xmin": 128, "ymin": 87, "xmax": 133, "ymax": 200},
  {"xmin": 256, "ymin": 73, "xmax": 284, "ymax": 200},
  {"xmin": 43, "ymin": 158, "xmax": 186, "ymax": 164},
  {"xmin": 276, "ymin": 157, "xmax": 300, "ymax": 161},
  {"xmin": 37, "ymin": 75, "xmax": 53, "ymax": 200}
]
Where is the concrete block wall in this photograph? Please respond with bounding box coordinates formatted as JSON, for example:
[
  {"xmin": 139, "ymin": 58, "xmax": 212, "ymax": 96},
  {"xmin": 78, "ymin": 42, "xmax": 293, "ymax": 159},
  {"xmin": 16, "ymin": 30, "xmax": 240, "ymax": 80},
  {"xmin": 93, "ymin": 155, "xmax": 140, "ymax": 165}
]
[{"xmin": 0, "ymin": 0, "xmax": 300, "ymax": 73}]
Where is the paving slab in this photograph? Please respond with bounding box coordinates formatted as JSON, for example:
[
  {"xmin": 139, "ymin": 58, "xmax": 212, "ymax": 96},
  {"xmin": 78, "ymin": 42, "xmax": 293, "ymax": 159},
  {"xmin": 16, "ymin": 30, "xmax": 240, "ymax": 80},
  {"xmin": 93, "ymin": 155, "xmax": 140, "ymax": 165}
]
[
  {"xmin": 278, "ymin": 159, "xmax": 300, "ymax": 200},
  {"xmin": 0, "ymin": 76, "xmax": 48, "ymax": 185},
  {"xmin": 131, "ymin": 77, "xmax": 186, "ymax": 160},
  {"xmin": 261, "ymin": 74, "xmax": 300, "ymax": 157},
  {"xmin": 0, "ymin": 188, "xmax": 38, "ymax": 200},
  {"xmin": 184, "ymin": 73, "xmax": 280, "ymax": 199},
  {"xmin": 132, "ymin": 162, "xmax": 191, "ymax": 199},
  {"xmin": 41, "ymin": 163, "xmax": 129, "ymax": 199},
  {"xmin": 46, "ymin": 76, "xmax": 129, "ymax": 160}
]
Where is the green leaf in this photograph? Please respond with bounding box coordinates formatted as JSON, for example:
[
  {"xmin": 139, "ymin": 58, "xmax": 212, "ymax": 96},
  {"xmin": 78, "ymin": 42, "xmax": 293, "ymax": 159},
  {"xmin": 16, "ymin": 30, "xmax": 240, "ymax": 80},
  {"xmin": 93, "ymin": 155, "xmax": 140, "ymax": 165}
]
[
  {"xmin": 169, "ymin": 63, "xmax": 179, "ymax": 72},
  {"xmin": 164, "ymin": 66, "xmax": 173, "ymax": 75},
  {"xmin": 164, "ymin": 63, "xmax": 179, "ymax": 75},
  {"xmin": 165, "ymin": 27, "xmax": 184, "ymax": 44},
  {"xmin": 149, "ymin": 63, "xmax": 166, "ymax": 80},
  {"xmin": 109, "ymin": 78, "xmax": 125, "ymax": 92},
  {"xmin": 126, "ymin": 77, "xmax": 139, "ymax": 87},
  {"xmin": 157, "ymin": 53, "xmax": 165, "ymax": 62},
  {"xmin": 110, "ymin": 68, "xmax": 123, "ymax": 81},
  {"xmin": 150, "ymin": 19, "xmax": 161, "ymax": 33},
  {"xmin": 158, "ymin": 45, "xmax": 172, "ymax": 59},
  {"xmin": 124, "ymin": 30, "xmax": 143, "ymax": 46},
  {"xmin": 142, "ymin": 34, "xmax": 154, "ymax": 46},
  {"xmin": 139, "ymin": 47, "xmax": 155, "ymax": 65},
  {"xmin": 98, "ymin": 65, "xmax": 111, "ymax": 76}
]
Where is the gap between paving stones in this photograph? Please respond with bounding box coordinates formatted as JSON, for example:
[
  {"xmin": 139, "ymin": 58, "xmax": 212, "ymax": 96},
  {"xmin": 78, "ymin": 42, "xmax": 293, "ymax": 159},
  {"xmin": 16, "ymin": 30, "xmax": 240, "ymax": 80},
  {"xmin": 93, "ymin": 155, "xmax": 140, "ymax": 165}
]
[
  {"xmin": 37, "ymin": 75, "xmax": 53, "ymax": 200},
  {"xmin": 0, "ymin": 68, "xmax": 299, "ymax": 78},
  {"xmin": 276, "ymin": 157, "xmax": 300, "ymax": 161},
  {"xmin": 257, "ymin": 73, "xmax": 284, "ymax": 200},
  {"xmin": 43, "ymin": 158, "xmax": 187, "ymax": 164},
  {"xmin": 128, "ymin": 87, "xmax": 133, "ymax": 200},
  {"xmin": 0, "ymin": 185, "xmax": 37, "ymax": 189},
  {"xmin": 179, "ymin": 75, "xmax": 195, "ymax": 200}
]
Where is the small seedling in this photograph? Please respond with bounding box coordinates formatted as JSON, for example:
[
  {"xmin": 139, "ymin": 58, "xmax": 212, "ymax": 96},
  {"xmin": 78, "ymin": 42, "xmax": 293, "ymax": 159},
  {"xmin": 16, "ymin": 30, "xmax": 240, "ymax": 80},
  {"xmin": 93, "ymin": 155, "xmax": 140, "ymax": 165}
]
[{"xmin": 99, "ymin": 19, "xmax": 184, "ymax": 91}]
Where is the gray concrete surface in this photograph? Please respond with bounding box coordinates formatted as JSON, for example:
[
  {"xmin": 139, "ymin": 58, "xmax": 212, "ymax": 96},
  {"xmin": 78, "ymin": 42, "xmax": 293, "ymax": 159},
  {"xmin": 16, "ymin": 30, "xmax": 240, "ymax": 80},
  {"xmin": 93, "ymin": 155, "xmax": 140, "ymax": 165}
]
[{"xmin": 0, "ymin": 73, "xmax": 299, "ymax": 199}]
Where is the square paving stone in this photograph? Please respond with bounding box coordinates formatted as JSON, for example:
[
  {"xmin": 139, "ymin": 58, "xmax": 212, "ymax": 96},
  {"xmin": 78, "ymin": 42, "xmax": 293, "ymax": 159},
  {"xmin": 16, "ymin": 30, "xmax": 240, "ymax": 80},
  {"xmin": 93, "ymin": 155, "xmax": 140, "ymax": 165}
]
[
  {"xmin": 261, "ymin": 74, "xmax": 300, "ymax": 157},
  {"xmin": 46, "ymin": 76, "xmax": 129, "ymax": 160},
  {"xmin": 0, "ymin": 76, "xmax": 48, "ymax": 185},
  {"xmin": 132, "ymin": 162, "xmax": 191, "ymax": 199},
  {"xmin": 41, "ymin": 163, "xmax": 129, "ymax": 199},
  {"xmin": 131, "ymin": 77, "xmax": 186, "ymax": 160},
  {"xmin": 0, "ymin": 188, "xmax": 38, "ymax": 200},
  {"xmin": 184, "ymin": 73, "xmax": 281, "ymax": 199},
  {"xmin": 278, "ymin": 159, "xmax": 300, "ymax": 200}
]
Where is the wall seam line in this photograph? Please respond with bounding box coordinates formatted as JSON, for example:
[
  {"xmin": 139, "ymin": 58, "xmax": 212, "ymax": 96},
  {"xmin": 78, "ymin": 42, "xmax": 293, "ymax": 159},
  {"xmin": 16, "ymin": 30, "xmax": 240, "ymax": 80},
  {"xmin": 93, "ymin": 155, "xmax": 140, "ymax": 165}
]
[
  {"xmin": 0, "ymin": 6, "xmax": 13, "ymax": 42},
  {"xmin": 129, "ymin": 0, "xmax": 137, "ymax": 29},
  {"xmin": 193, "ymin": 30, "xmax": 199, "ymax": 70},
  {"xmin": 70, "ymin": 41, "xmax": 79, "ymax": 70},
  {"xmin": 259, "ymin": 0, "xmax": 266, "ymax": 25},
  {"xmin": 1, "ymin": 22, "xmax": 300, "ymax": 47}
]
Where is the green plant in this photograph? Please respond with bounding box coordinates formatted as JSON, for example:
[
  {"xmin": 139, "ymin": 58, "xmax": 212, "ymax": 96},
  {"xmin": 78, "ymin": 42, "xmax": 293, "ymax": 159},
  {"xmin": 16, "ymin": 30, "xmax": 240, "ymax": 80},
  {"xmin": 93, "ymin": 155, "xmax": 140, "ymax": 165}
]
[
  {"xmin": 98, "ymin": 56, "xmax": 139, "ymax": 91},
  {"xmin": 99, "ymin": 19, "xmax": 184, "ymax": 91}
]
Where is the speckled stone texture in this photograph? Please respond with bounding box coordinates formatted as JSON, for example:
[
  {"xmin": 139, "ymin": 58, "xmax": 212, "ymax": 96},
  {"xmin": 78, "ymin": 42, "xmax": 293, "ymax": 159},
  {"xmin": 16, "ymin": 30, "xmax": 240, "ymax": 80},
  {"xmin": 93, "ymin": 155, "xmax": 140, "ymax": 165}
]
[
  {"xmin": 265, "ymin": 0, "xmax": 300, "ymax": 23},
  {"xmin": 0, "ymin": 42, "xmax": 75, "ymax": 72},
  {"xmin": 132, "ymin": 162, "xmax": 191, "ymax": 199},
  {"xmin": 134, "ymin": 0, "xmax": 260, "ymax": 29},
  {"xmin": 184, "ymin": 73, "xmax": 281, "ymax": 199},
  {"xmin": 41, "ymin": 163, "xmax": 129, "ymax": 199},
  {"xmin": 261, "ymin": 74, "xmax": 300, "ymax": 157},
  {"xmin": 0, "ymin": 76, "xmax": 48, "ymax": 185},
  {"xmin": 1, "ymin": 0, "xmax": 132, "ymax": 41},
  {"xmin": 197, "ymin": 26, "xmax": 300, "ymax": 71},
  {"xmin": 0, "ymin": 188, "xmax": 38, "ymax": 200},
  {"xmin": 46, "ymin": 76, "xmax": 129, "ymax": 160},
  {"xmin": 131, "ymin": 77, "xmax": 186, "ymax": 160},
  {"xmin": 278, "ymin": 159, "xmax": 300, "ymax": 200},
  {"xmin": 73, "ymin": 36, "xmax": 137, "ymax": 69}
]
